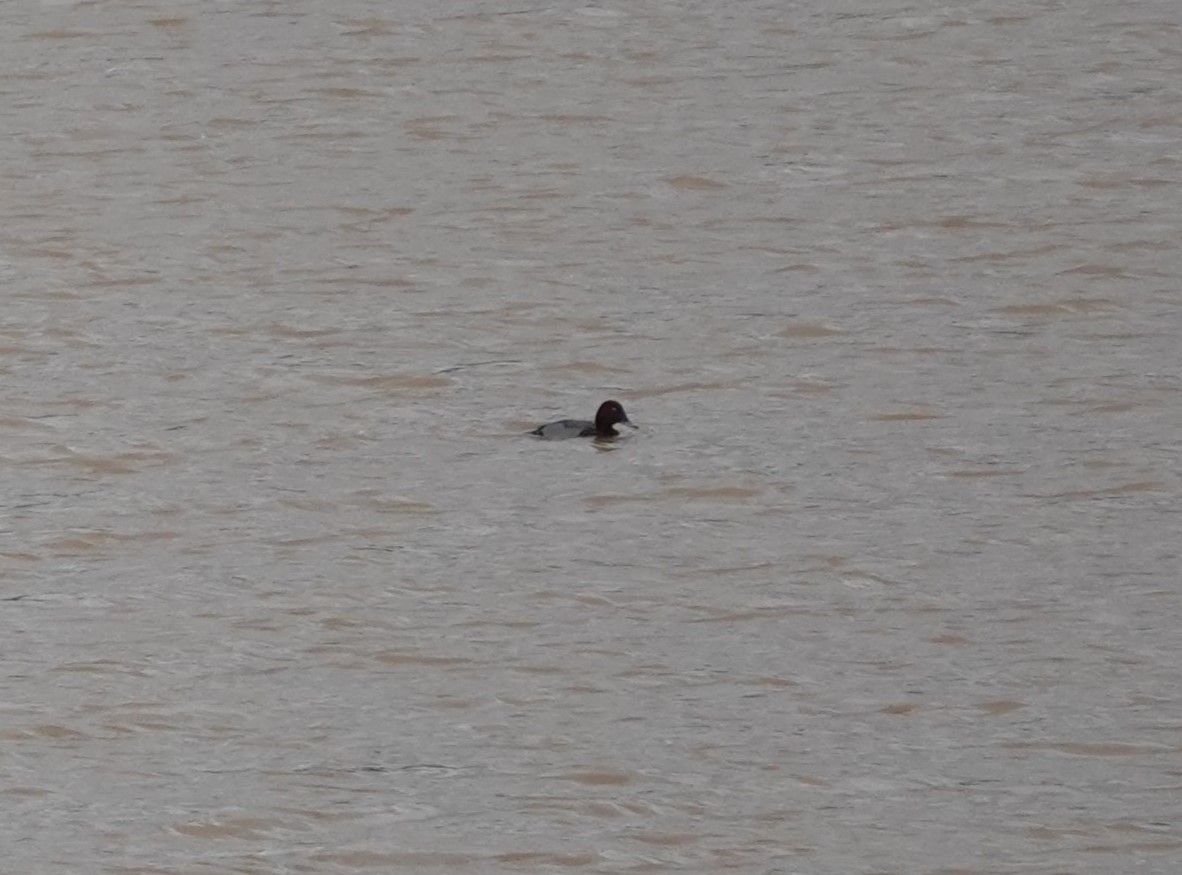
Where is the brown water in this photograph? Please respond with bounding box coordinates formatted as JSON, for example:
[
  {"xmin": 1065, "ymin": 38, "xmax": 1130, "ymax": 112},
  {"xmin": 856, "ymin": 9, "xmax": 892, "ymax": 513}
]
[{"xmin": 3, "ymin": 1, "xmax": 1181, "ymax": 872}]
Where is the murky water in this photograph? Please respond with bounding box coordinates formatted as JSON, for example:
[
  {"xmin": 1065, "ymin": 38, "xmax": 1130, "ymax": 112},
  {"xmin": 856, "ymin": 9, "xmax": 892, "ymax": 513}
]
[{"xmin": 3, "ymin": 1, "xmax": 1181, "ymax": 872}]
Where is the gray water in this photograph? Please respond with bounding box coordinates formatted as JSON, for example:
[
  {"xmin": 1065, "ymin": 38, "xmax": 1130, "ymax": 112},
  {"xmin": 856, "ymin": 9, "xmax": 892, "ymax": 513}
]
[{"xmin": 3, "ymin": 1, "xmax": 1181, "ymax": 872}]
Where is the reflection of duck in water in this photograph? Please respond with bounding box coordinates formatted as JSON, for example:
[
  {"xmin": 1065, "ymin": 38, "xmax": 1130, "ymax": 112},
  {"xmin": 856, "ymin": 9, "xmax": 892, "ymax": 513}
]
[{"xmin": 530, "ymin": 400, "xmax": 637, "ymax": 440}]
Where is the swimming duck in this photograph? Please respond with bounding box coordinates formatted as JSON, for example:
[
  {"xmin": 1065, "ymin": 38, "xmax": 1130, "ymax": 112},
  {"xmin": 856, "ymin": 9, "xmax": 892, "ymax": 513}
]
[{"xmin": 530, "ymin": 400, "xmax": 637, "ymax": 440}]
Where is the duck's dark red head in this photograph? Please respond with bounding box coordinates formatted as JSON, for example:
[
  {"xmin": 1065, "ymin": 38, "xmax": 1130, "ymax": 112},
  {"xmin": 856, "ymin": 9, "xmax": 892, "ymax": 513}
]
[{"xmin": 594, "ymin": 400, "xmax": 635, "ymax": 436}]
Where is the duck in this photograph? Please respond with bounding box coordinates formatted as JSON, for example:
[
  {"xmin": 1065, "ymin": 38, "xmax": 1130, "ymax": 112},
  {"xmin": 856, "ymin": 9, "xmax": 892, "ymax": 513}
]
[{"xmin": 530, "ymin": 400, "xmax": 637, "ymax": 440}]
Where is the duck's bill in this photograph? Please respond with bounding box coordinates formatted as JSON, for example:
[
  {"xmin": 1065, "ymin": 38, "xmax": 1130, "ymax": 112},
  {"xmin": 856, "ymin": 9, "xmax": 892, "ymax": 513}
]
[{"xmin": 622, "ymin": 419, "xmax": 639, "ymax": 429}]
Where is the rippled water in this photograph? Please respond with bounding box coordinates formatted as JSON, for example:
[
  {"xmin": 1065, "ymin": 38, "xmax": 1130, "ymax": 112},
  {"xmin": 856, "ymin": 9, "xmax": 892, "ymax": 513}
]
[{"xmin": 3, "ymin": 1, "xmax": 1181, "ymax": 872}]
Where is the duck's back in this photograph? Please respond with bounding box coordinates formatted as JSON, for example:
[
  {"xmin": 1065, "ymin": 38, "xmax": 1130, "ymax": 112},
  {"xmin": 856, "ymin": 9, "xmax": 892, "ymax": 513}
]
[{"xmin": 530, "ymin": 419, "xmax": 596, "ymax": 440}]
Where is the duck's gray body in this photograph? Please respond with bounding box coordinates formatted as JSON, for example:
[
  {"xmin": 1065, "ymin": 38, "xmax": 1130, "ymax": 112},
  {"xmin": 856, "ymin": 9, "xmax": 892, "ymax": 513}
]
[{"xmin": 530, "ymin": 419, "xmax": 598, "ymax": 440}]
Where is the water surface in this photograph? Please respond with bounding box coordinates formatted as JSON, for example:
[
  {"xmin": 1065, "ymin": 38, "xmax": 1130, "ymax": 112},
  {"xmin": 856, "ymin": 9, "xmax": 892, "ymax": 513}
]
[{"xmin": 2, "ymin": 1, "xmax": 1181, "ymax": 872}]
